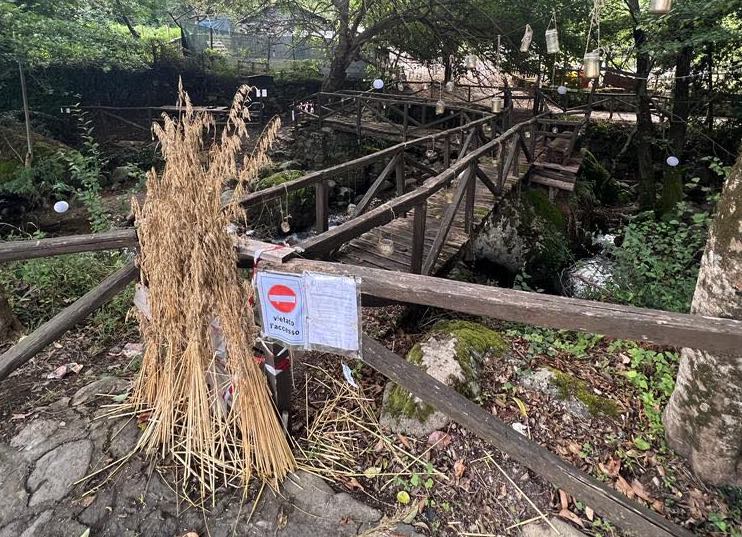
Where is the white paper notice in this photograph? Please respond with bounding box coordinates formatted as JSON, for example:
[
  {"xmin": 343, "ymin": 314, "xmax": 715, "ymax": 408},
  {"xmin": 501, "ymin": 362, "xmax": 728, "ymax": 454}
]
[{"xmin": 303, "ymin": 272, "xmax": 361, "ymax": 355}]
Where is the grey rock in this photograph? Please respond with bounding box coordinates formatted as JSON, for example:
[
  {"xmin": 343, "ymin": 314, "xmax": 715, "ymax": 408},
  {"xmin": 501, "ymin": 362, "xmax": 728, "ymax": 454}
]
[
  {"xmin": 520, "ymin": 368, "xmax": 590, "ymax": 420},
  {"xmin": 220, "ymin": 189, "xmax": 235, "ymax": 206},
  {"xmin": 279, "ymin": 160, "xmax": 303, "ymax": 171},
  {"xmin": 0, "ymin": 445, "xmax": 30, "ymax": 523},
  {"xmin": 379, "ymin": 383, "xmax": 450, "ymax": 437},
  {"xmin": 19, "ymin": 509, "xmax": 52, "ymax": 537},
  {"xmin": 520, "ymin": 518, "xmax": 587, "ymax": 536},
  {"xmin": 27, "ymin": 439, "xmax": 93, "ymax": 506},
  {"xmin": 111, "ymin": 166, "xmax": 132, "ymax": 184},
  {"xmin": 72, "ymin": 376, "xmax": 129, "ymax": 407},
  {"xmin": 107, "ymin": 419, "xmax": 140, "ymax": 460},
  {"xmin": 10, "ymin": 418, "xmax": 88, "ymax": 462}
]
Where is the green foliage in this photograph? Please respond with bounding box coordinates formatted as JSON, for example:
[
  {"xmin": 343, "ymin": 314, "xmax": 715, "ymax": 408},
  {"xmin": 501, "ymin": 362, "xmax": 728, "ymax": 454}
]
[
  {"xmin": 0, "ymin": 241, "xmax": 126, "ymax": 330},
  {"xmin": 60, "ymin": 108, "xmax": 111, "ymax": 232},
  {"xmin": 609, "ymin": 339, "xmax": 679, "ymax": 442},
  {"xmin": 275, "ymin": 60, "xmax": 323, "ymax": 82},
  {"xmin": 0, "ymin": 153, "xmax": 68, "ymax": 200},
  {"xmin": 605, "ymin": 204, "xmax": 709, "ymax": 312},
  {"xmin": 507, "ymin": 326, "xmax": 603, "ymax": 358}
]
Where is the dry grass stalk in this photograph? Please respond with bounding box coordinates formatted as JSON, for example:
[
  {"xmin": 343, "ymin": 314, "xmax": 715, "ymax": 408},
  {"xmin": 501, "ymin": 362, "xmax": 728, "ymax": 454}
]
[
  {"xmin": 297, "ymin": 364, "xmax": 445, "ymax": 496},
  {"xmin": 131, "ymin": 81, "xmax": 294, "ymax": 499}
]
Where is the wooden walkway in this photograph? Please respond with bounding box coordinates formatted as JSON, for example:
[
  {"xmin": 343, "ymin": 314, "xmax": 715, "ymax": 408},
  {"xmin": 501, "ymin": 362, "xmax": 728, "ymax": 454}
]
[{"xmin": 335, "ymin": 162, "xmax": 522, "ymax": 274}]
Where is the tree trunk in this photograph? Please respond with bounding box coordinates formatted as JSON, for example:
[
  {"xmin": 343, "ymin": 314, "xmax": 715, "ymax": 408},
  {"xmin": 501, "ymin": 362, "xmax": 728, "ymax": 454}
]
[
  {"xmin": 634, "ymin": 34, "xmax": 655, "ymax": 210},
  {"xmin": 663, "ymin": 147, "xmax": 742, "ymax": 486},
  {"xmin": 323, "ymin": 41, "xmax": 354, "ymax": 92},
  {"xmin": 660, "ymin": 46, "xmax": 693, "ymax": 214},
  {"xmin": 0, "ymin": 291, "xmax": 22, "ymax": 344}
]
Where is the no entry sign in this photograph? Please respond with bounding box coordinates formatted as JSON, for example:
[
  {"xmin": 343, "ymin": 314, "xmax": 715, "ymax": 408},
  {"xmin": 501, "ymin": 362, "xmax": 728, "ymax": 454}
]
[
  {"xmin": 256, "ymin": 272, "xmax": 305, "ymax": 346},
  {"xmin": 268, "ymin": 285, "xmax": 297, "ymax": 313}
]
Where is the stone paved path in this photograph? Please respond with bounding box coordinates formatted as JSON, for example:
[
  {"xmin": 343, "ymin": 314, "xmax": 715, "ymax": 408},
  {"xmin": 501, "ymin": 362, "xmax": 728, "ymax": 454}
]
[{"xmin": 0, "ymin": 377, "xmax": 418, "ymax": 537}]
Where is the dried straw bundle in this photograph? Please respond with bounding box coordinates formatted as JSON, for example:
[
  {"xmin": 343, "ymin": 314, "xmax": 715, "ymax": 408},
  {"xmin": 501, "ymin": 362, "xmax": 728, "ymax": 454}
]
[{"xmin": 131, "ymin": 84, "xmax": 294, "ymax": 497}]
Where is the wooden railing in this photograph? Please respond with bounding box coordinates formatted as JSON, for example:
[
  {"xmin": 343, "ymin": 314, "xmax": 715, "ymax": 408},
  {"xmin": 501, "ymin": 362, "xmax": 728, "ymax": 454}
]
[{"xmin": 293, "ymin": 91, "xmax": 510, "ymax": 142}]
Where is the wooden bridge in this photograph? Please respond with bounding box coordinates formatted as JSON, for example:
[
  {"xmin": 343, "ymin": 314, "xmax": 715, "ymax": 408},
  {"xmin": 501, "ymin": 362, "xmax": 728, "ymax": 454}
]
[
  {"xmin": 4, "ymin": 90, "xmax": 740, "ymax": 537},
  {"xmin": 246, "ymin": 91, "xmax": 587, "ymax": 275}
]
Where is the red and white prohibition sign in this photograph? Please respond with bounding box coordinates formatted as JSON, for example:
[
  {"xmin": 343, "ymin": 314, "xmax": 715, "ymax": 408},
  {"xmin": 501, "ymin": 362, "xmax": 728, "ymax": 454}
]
[{"xmin": 267, "ymin": 284, "xmax": 297, "ymax": 313}]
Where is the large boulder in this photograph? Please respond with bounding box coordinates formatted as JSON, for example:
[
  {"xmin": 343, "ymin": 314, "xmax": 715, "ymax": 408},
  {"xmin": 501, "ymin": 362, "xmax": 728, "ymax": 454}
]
[
  {"xmin": 473, "ymin": 188, "xmax": 572, "ymax": 289},
  {"xmin": 380, "ymin": 321, "xmax": 506, "ymax": 436}
]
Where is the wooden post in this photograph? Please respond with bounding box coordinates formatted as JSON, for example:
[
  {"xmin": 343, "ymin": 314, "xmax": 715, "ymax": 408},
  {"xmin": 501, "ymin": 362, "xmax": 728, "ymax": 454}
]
[
  {"xmin": 356, "ymin": 97, "xmax": 362, "ymax": 140},
  {"xmin": 410, "ymin": 201, "xmax": 427, "ymax": 274},
  {"xmin": 463, "ymin": 163, "xmax": 477, "ymax": 261},
  {"xmin": 315, "ymin": 180, "xmax": 329, "ymax": 233},
  {"xmin": 395, "ymin": 156, "xmax": 405, "ymax": 197},
  {"xmin": 403, "ymin": 102, "xmax": 409, "ymax": 141},
  {"xmin": 443, "ymin": 135, "xmax": 451, "ymax": 168},
  {"xmin": 262, "ymin": 342, "xmax": 293, "ymax": 430},
  {"xmin": 317, "ymin": 93, "xmax": 323, "ymax": 128},
  {"xmin": 420, "ymin": 103, "xmax": 427, "ymax": 127}
]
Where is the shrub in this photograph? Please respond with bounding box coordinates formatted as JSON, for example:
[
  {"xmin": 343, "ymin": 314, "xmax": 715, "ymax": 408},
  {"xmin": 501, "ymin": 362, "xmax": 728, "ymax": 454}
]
[{"xmin": 605, "ymin": 204, "xmax": 710, "ymax": 312}]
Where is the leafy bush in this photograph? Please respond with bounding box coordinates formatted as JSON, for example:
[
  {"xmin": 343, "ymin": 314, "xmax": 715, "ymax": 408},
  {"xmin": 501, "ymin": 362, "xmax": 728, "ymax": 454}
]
[
  {"xmin": 604, "ymin": 204, "xmax": 710, "ymax": 313},
  {"xmin": 0, "ymin": 241, "xmax": 127, "ymax": 330}
]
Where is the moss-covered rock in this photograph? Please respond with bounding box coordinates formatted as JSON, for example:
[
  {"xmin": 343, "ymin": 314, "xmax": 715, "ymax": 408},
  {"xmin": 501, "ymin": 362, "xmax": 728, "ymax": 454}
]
[
  {"xmin": 579, "ymin": 150, "xmax": 621, "ymax": 205},
  {"xmin": 254, "ymin": 170, "xmax": 315, "ymax": 231},
  {"xmin": 473, "ymin": 187, "xmax": 572, "ymax": 289},
  {"xmin": 380, "ymin": 321, "xmax": 506, "ymax": 436}
]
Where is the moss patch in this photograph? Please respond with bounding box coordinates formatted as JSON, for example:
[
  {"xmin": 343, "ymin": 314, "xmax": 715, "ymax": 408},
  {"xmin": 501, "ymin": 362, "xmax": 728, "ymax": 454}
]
[
  {"xmin": 522, "ymin": 189, "xmax": 566, "ymax": 231},
  {"xmin": 256, "ymin": 170, "xmax": 303, "ymax": 190},
  {"xmin": 552, "ymin": 370, "xmax": 620, "ymax": 418},
  {"xmin": 384, "ymin": 322, "xmax": 507, "ymax": 421}
]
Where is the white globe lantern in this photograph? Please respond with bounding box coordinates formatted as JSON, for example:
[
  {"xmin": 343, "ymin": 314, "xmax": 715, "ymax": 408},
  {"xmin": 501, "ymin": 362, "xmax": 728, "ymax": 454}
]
[
  {"xmin": 666, "ymin": 156, "xmax": 680, "ymax": 167},
  {"xmin": 557, "ymin": 85, "xmax": 568, "ymax": 95},
  {"xmin": 372, "ymin": 79, "xmax": 384, "ymax": 90},
  {"xmin": 53, "ymin": 201, "xmax": 69, "ymax": 214}
]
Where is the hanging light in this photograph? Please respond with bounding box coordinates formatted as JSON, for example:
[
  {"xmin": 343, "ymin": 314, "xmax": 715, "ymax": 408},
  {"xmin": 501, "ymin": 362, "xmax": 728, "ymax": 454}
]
[
  {"xmin": 545, "ymin": 29, "xmax": 560, "ymax": 54},
  {"xmin": 377, "ymin": 237, "xmax": 395, "ymax": 255},
  {"xmin": 465, "ymin": 54, "xmax": 477, "ymax": 69},
  {"xmin": 666, "ymin": 156, "xmax": 680, "ymax": 167},
  {"xmin": 372, "ymin": 79, "xmax": 384, "ymax": 90},
  {"xmin": 583, "ymin": 51, "xmax": 601, "ymax": 79},
  {"xmin": 649, "ymin": 0, "xmax": 672, "ymax": 14},
  {"xmin": 491, "ymin": 97, "xmax": 503, "ymax": 113},
  {"xmin": 436, "ymin": 100, "xmax": 446, "ymax": 115},
  {"xmin": 520, "ymin": 25, "xmax": 533, "ymax": 52},
  {"xmin": 280, "ymin": 217, "xmax": 291, "ymax": 233},
  {"xmin": 557, "ymin": 85, "xmax": 568, "ymax": 95},
  {"xmin": 445, "ymin": 80, "xmax": 455, "ymax": 92}
]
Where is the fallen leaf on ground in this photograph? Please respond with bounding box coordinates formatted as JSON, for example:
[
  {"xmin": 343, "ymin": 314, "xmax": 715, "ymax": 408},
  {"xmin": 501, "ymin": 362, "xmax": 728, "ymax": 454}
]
[
  {"xmin": 585, "ymin": 506, "xmax": 594, "ymax": 521},
  {"xmin": 559, "ymin": 489, "xmax": 570, "ymax": 510},
  {"xmin": 427, "ymin": 431, "xmax": 452, "ymax": 449},
  {"xmin": 453, "ymin": 459, "xmax": 466, "ymax": 480},
  {"xmin": 397, "ymin": 434, "xmax": 412, "ymax": 450},
  {"xmin": 631, "ymin": 479, "xmax": 655, "ymax": 502},
  {"xmin": 615, "ymin": 476, "xmax": 635, "ymax": 499},
  {"xmin": 599, "ymin": 458, "xmax": 621, "ymax": 478},
  {"xmin": 11, "ymin": 413, "xmax": 31, "ymax": 421},
  {"xmin": 558, "ymin": 509, "xmax": 585, "ymax": 527},
  {"xmin": 345, "ymin": 477, "xmax": 365, "ymax": 491},
  {"xmin": 363, "ymin": 467, "xmax": 381, "ymax": 478},
  {"xmin": 47, "ymin": 363, "xmax": 83, "ymax": 380},
  {"xmin": 396, "ymin": 490, "xmax": 411, "ymax": 505}
]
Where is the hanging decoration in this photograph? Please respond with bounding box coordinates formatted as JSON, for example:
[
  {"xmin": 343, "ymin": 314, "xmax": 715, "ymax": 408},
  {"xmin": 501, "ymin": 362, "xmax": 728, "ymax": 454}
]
[
  {"xmin": 465, "ymin": 54, "xmax": 477, "ymax": 70},
  {"xmin": 436, "ymin": 82, "xmax": 446, "ymax": 115},
  {"xmin": 557, "ymin": 85, "xmax": 568, "ymax": 95},
  {"xmin": 583, "ymin": 51, "xmax": 601, "ymax": 79},
  {"xmin": 491, "ymin": 96, "xmax": 503, "ymax": 113},
  {"xmin": 445, "ymin": 80, "xmax": 455, "ymax": 92},
  {"xmin": 280, "ymin": 217, "xmax": 291, "ymax": 233},
  {"xmin": 582, "ymin": 0, "xmax": 604, "ymax": 80},
  {"xmin": 397, "ymin": 82, "xmax": 405, "ymax": 91},
  {"xmin": 649, "ymin": 0, "xmax": 672, "ymax": 14},
  {"xmin": 520, "ymin": 25, "xmax": 533, "ymax": 52},
  {"xmin": 666, "ymin": 156, "xmax": 680, "ymax": 167},
  {"xmin": 377, "ymin": 235, "xmax": 395, "ymax": 255},
  {"xmin": 545, "ymin": 11, "xmax": 560, "ymax": 54},
  {"xmin": 372, "ymin": 79, "xmax": 384, "ymax": 90}
]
